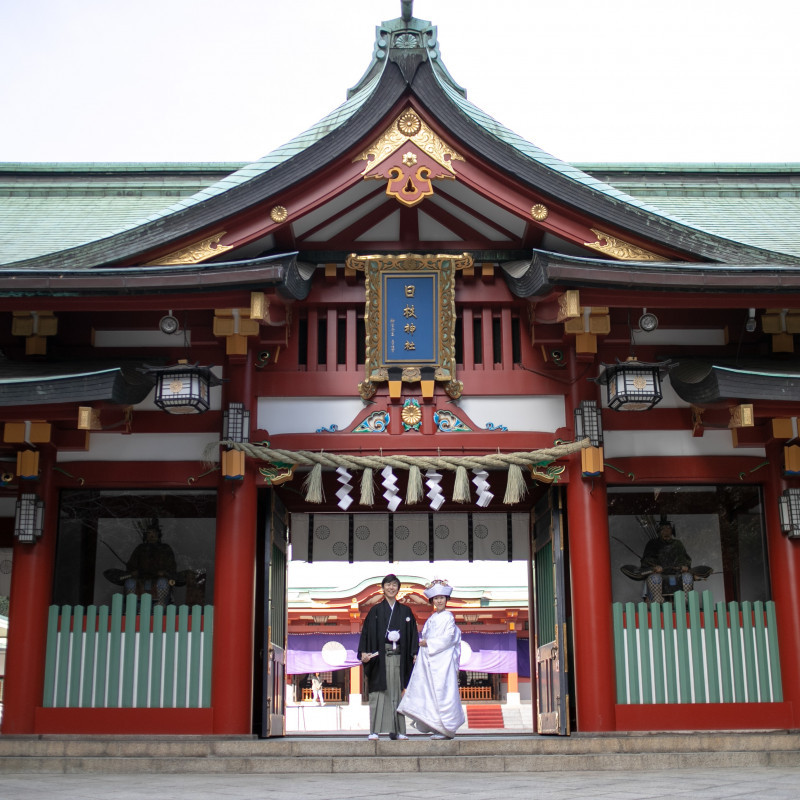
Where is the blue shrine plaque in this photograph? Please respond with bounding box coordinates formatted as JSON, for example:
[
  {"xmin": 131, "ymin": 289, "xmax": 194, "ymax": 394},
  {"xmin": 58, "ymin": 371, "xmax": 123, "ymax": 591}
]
[
  {"xmin": 382, "ymin": 272, "xmax": 437, "ymax": 365},
  {"xmin": 346, "ymin": 252, "xmax": 473, "ymax": 400}
]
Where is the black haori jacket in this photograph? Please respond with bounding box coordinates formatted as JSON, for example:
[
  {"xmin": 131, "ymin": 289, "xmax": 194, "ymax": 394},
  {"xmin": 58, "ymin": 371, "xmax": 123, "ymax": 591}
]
[{"xmin": 358, "ymin": 599, "xmax": 420, "ymax": 693}]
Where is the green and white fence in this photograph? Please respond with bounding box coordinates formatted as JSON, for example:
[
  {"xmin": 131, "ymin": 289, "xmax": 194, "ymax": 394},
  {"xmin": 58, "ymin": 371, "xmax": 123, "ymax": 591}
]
[
  {"xmin": 613, "ymin": 590, "xmax": 782, "ymax": 704},
  {"xmin": 43, "ymin": 593, "xmax": 213, "ymax": 708}
]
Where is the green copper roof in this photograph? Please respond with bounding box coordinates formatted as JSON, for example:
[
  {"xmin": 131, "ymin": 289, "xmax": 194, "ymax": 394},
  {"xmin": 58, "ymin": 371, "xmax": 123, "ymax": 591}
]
[
  {"xmin": 2, "ymin": 8, "xmax": 800, "ymax": 266},
  {"xmin": 576, "ymin": 164, "xmax": 800, "ymax": 257},
  {"xmin": 0, "ymin": 164, "xmax": 238, "ymax": 264}
]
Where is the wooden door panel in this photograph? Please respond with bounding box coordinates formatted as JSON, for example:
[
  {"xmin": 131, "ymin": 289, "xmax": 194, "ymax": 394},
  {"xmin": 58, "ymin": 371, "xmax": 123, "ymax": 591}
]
[
  {"xmin": 262, "ymin": 493, "xmax": 288, "ymax": 738},
  {"xmin": 533, "ymin": 489, "xmax": 569, "ymax": 735}
]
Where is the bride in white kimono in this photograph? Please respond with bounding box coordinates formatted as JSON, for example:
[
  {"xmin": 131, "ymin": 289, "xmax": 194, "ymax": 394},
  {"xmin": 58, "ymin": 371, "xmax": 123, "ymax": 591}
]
[{"xmin": 397, "ymin": 579, "xmax": 465, "ymax": 739}]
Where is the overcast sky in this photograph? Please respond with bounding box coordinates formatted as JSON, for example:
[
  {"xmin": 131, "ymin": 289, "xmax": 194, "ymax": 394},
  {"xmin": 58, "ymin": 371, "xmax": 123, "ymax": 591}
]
[{"xmin": 2, "ymin": 0, "xmax": 798, "ymax": 165}]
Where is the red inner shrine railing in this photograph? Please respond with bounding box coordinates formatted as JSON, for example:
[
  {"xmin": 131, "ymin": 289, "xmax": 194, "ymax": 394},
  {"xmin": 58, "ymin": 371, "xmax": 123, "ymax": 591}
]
[{"xmin": 294, "ymin": 306, "xmax": 525, "ymax": 374}]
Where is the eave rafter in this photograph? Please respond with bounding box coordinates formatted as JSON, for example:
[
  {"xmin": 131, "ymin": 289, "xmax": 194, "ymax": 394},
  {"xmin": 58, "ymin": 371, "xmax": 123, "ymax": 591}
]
[
  {"xmin": 309, "ymin": 197, "xmax": 401, "ymax": 248},
  {"xmin": 420, "ymin": 198, "xmax": 507, "ymax": 245},
  {"xmin": 428, "ymin": 192, "xmax": 523, "ymax": 243},
  {"xmin": 295, "ymin": 183, "xmax": 388, "ymax": 242}
]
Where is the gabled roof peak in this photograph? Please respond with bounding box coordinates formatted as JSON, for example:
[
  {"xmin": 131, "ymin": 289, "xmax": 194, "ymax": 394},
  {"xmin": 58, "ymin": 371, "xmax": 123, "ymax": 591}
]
[{"xmin": 347, "ymin": 1, "xmax": 465, "ymax": 99}]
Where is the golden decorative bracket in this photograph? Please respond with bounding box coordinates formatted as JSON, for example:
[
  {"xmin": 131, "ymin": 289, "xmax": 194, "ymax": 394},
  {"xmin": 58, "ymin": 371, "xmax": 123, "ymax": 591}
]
[
  {"xmin": 584, "ymin": 228, "xmax": 666, "ymax": 262},
  {"xmin": 146, "ymin": 231, "xmax": 233, "ymax": 266}
]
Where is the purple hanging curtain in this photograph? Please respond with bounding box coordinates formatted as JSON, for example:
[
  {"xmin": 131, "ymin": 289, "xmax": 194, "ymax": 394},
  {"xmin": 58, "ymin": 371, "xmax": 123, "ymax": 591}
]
[
  {"xmin": 516, "ymin": 637, "xmax": 531, "ymax": 678},
  {"xmin": 460, "ymin": 632, "xmax": 517, "ymax": 673},
  {"xmin": 286, "ymin": 631, "xmax": 521, "ymax": 675},
  {"xmin": 287, "ymin": 633, "xmax": 361, "ymax": 675}
]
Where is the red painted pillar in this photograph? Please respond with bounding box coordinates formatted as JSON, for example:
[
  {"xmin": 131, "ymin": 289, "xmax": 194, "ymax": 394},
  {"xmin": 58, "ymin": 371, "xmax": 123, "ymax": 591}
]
[
  {"xmin": 763, "ymin": 441, "xmax": 800, "ymax": 725},
  {"xmin": 564, "ymin": 356, "xmax": 616, "ymax": 731},
  {"xmin": 1, "ymin": 450, "xmax": 58, "ymax": 734},
  {"xmin": 211, "ymin": 352, "xmax": 258, "ymax": 734}
]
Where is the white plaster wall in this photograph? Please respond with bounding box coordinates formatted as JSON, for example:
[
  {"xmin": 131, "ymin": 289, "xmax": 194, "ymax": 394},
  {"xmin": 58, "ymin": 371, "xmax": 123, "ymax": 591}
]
[
  {"xmin": 603, "ymin": 429, "xmax": 764, "ymax": 459},
  {"xmin": 455, "ymin": 396, "xmax": 565, "ymax": 432},
  {"xmin": 258, "ymin": 397, "xmax": 367, "ymax": 435},
  {"xmin": 57, "ymin": 433, "xmax": 220, "ymax": 462},
  {"xmin": 655, "ymin": 376, "xmax": 693, "ymax": 409}
]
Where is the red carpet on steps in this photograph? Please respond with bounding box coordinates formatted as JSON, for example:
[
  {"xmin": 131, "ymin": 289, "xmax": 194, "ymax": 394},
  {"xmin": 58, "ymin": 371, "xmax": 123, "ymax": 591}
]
[{"xmin": 465, "ymin": 704, "xmax": 504, "ymax": 728}]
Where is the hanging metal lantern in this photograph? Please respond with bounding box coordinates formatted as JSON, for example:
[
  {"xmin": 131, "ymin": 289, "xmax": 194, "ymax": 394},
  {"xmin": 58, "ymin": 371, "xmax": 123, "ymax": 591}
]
[
  {"xmin": 145, "ymin": 362, "xmax": 223, "ymax": 415},
  {"xmin": 779, "ymin": 488, "xmax": 800, "ymax": 538},
  {"xmin": 593, "ymin": 359, "xmax": 672, "ymax": 411},
  {"xmin": 574, "ymin": 400, "xmax": 603, "ymax": 446},
  {"xmin": 15, "ymin": 492, "xmax": 44, "ymax": 543},
  {"xmin": 223, "ymin": 402, "xmax": 250, "ymax": 443}
]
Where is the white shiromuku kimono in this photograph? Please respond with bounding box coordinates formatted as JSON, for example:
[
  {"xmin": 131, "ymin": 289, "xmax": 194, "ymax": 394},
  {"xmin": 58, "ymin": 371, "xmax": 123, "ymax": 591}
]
[{"xmin": 397, "ymin": 608, "xmax": 465, "ymax": 738}]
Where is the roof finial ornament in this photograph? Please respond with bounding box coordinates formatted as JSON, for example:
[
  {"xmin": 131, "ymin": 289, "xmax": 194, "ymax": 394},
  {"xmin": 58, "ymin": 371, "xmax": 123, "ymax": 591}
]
[{"xmin": 401, "ymin": 0, "xmax": 413, "ymax": 23}]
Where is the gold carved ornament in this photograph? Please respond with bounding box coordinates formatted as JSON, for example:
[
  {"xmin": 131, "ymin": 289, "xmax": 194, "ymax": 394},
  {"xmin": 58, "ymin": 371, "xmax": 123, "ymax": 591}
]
[
  {"xmin": 583, "ymin": 229, "xmax": 666, "ymax": 262},
  {"xmin": 401, "ymin": 399, "xmax": 422, "ymax": 428},
  {"xmin": 356, "ymin": 109, "xmax": 464, "ymax": 207},
  {"xmin": 145, "ymin": 232, "xmax": 233, "ymax": 266},
  {"xmin": 346, "ymin": 252, "xmax": 473, "ymax": 400},
  {"xmin": 270, "ymin": 205, "xmax": 288, "ymax": 223}
]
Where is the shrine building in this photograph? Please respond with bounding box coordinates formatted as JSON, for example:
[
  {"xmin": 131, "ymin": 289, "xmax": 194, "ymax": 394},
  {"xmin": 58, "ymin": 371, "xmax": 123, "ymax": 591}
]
[{"xmin": 3, "ymin": 1, "xmax": 800, "ymax": 737}]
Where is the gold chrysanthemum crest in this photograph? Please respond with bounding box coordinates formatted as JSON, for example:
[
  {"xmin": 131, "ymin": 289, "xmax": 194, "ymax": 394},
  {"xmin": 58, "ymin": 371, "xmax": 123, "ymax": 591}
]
[
  {"xmin": 357, "ymin": 108, "xmax": 464, "ymax": 175},
  {"xmin": 530, "ymin": 204, "xmax": 549, "ymax": 221},
  {"xmin": 270, "ymin": 205, "xmax": 288, "ymax": 223},
  {"xmin": 397, "ymin": 110, "xmax": 422, "ymax": 137}
]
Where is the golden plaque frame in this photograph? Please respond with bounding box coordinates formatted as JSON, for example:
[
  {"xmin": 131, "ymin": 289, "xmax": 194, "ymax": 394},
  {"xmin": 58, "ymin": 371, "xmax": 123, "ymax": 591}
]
[{"xmin": 346, "ymin": 253, "xmax": 473, "ymax": 400}]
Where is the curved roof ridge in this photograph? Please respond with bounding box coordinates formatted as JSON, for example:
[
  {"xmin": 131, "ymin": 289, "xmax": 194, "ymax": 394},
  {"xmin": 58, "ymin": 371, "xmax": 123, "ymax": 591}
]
[
  {"xmin": 347, "ymin": 9, "xmax": 465, "ymax": 100},
  {"xmin": 101, "ymin": 71, "xmax": 385, "ymax": 241}
]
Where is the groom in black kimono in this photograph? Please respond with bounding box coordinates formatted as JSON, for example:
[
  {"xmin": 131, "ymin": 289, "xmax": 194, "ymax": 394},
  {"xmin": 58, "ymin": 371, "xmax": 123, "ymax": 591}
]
[{"xmin": 358, "ymin": 573, "xmax": 419, "ymax": 740}]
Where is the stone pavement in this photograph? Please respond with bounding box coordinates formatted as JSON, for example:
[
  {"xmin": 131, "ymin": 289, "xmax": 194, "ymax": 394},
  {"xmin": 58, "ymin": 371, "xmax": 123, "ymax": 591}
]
[{"xmin": 2, "ymin": 766, "xmax": 800, "ymax": 800}]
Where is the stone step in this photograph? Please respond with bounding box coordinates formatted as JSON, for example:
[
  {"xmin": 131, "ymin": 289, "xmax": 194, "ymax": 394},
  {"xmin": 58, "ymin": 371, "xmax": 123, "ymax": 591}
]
[
  {"xmin": 500, "ymin": 706, "xmax": 525, "ymax": 730},
  {"xmin": 2, "ymin": 733, "xmax": 799, "ymax": 774}
]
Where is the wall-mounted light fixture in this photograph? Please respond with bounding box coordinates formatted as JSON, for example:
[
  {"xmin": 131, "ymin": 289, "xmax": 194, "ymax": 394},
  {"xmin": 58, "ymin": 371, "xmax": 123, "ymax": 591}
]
[
  {"xmin": 638, "ymin": 308, "xmax": 659, "ymax": 333},
  {"xmin": 144, "ymin": 361, "xmax": 223, "ymax": 414},
  {"xmin": 14, "ymin": 492, "xmax": 44, "ymax": 543},
  {"xmin": 574, "ymin": 400, "xmax": 604, "ymax": 477},
  {"xmin": 779, "ymin": 488, "xmax": 800, "ymax": 538},
  {"xmin": 592, "ymin": 359, "xmax": 672, "ymax": 411},
  {"xmin": 223, "ymin": 402, "xmax": 250, "ymax": 443},
  {"xmin": 745, "ymin": 308, "xmax": 757, "ymax": 334},
  {"xmin": 159, "ymin": 312, "xmax": 180, "ymax": 335},
  {"xmin": 574, "ymin": 400, "xmax": 603, "ymax": 447}
]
